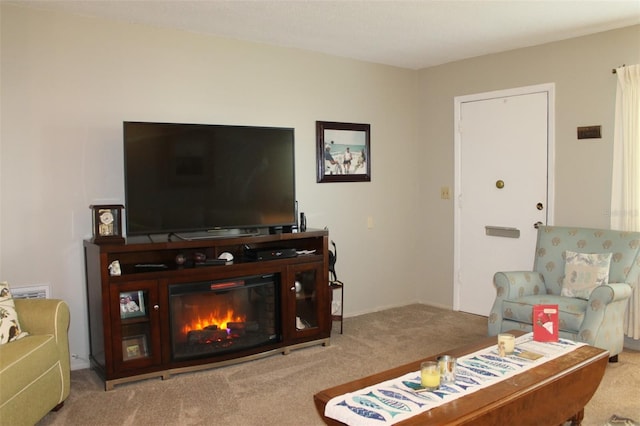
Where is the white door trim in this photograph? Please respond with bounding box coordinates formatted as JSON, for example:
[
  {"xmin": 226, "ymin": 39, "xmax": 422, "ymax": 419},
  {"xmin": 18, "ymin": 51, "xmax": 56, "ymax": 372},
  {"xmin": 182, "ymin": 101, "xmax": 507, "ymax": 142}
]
[{"xmin": 453, "ymin": 83, "xmax": 556, "ymax": 312}]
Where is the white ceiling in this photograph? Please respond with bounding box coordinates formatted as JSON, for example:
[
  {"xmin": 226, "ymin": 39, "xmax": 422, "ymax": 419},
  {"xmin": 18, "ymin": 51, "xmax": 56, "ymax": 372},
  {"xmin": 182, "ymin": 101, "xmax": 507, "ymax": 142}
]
[{"xmin": 8, "ymin": 0, "xmax": 640, "ymax": 69}]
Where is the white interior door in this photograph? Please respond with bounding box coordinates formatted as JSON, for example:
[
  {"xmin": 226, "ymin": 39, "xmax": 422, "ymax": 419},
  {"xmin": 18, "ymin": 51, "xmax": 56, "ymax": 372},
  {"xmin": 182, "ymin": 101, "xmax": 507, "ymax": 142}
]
[{"xmin": 454, "ymin": 84, "xmax": 554, "ymax": 317}]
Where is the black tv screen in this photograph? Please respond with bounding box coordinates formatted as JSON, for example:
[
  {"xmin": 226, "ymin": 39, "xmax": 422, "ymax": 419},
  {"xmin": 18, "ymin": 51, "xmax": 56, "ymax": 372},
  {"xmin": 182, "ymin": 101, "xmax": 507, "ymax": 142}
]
[{"xmin": 123, "ymin": 121, "xmax": 296, "ymax": 236}]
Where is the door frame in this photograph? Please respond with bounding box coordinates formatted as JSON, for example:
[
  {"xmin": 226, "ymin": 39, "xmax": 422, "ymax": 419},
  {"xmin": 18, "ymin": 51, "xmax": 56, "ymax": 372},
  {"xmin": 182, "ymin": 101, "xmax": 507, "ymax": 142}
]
[{"xmin": 453, "ymin": 83, "xmax": 556, "ymax": 313}]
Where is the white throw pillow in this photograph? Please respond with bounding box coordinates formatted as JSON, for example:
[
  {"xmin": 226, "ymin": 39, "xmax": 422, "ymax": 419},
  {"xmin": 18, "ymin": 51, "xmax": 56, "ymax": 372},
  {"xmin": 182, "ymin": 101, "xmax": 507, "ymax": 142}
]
[
  {"xmin": 0, "ymin": 281, "xmax": 29, "ymax": 344},
  {"xmin": 561, "ymin": 251, "xmax": 612, "ymax": 299}
]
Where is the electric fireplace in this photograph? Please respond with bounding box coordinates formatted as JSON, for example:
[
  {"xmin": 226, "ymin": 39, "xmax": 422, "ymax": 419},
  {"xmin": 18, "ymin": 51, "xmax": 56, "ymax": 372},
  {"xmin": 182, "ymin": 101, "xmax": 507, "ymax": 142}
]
[{"xmin": 169, "ymin": 274, "xmax": 281, "ymax": 360}]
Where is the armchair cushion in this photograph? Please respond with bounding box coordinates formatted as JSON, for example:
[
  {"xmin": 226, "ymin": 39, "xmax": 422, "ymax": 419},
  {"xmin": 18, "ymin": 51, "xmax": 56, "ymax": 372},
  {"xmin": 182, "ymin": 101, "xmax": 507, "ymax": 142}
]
[
  {"xmin": 503, "ymin": 295, "xmax": 587, "ymax": 332},
  {"xmin": 561, "ymin": 250, "xmax": 612, "ymax": 299}
]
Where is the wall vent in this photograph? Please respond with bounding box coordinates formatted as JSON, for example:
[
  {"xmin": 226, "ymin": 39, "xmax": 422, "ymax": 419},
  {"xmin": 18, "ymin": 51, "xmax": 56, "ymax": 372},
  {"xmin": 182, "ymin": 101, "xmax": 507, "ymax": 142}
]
[{"xmin": 12, "ymin": 285, "xmax": 50, "ymax": 300}]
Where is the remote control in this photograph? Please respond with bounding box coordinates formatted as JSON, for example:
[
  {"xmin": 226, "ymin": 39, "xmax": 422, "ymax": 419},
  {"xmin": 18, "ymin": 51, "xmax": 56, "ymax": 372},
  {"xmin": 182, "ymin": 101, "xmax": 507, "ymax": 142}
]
[{"xmin": 135, "ymin": 263, "xmax": 168, "ymax": 269}]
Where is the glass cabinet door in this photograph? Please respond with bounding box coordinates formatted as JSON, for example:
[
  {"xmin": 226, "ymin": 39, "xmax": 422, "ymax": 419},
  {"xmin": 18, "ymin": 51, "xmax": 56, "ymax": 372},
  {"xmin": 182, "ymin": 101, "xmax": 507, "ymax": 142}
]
[
  {"xmin": 287, "ymin": 263, "xmax": 325, "ymax": 339},
  {"xmin": 294, "ymin": 268, "xmax": 319, "ymax": 331},
  {"xmin": 111, "ymin": 280, "xmax": 161, "ymax": 370}
]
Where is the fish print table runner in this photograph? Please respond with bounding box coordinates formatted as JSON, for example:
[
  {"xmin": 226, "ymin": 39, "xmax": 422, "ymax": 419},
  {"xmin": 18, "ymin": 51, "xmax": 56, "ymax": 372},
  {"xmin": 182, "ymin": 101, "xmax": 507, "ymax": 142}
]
[{"xmin": 324, "ymin": 333, "xmax": 586, "ymax": 425}]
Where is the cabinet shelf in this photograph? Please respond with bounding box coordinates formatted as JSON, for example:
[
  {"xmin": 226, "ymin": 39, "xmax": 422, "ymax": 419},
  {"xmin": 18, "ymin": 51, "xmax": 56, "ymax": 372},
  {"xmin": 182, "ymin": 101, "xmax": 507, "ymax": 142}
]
[
  {"xmin": 111, "ymin": 253, "xmax": 325, "ymax": 278},
  {"xmin": 121, "ymin": 317, "xmax": 149, "ymax": 325},
  {"xmin": 84, "ymin": 230, "xmax": 331, "ymax": 390}
]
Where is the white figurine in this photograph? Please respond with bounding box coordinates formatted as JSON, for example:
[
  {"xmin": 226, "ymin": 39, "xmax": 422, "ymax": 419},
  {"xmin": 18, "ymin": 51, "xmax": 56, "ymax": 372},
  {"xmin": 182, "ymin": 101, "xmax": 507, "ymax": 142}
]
[{"xmin": 108, "ymin": 260, "xmax": 121, "ymax": 276}]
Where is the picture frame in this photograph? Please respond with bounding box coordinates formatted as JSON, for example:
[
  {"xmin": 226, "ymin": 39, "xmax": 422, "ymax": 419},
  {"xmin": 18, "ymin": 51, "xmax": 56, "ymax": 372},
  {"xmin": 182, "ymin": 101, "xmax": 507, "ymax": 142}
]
[
  {"xmin": 316, "ymin": 121, "xmax": 371, "ymax": 183},
  {"xmin": 119, "ymin": 290, "xmax": 146, "ymax": 319},
  {"xmin": 122, "ymin": 334, "xmax": 149, "ymax": 361}
]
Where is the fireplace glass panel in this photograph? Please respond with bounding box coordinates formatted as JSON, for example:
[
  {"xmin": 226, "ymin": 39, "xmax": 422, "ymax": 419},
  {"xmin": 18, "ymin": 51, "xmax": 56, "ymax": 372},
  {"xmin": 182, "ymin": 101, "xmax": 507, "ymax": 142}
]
[{"xmin": 169, "ymin": 274, "xmax": 280, "ymax": 360}]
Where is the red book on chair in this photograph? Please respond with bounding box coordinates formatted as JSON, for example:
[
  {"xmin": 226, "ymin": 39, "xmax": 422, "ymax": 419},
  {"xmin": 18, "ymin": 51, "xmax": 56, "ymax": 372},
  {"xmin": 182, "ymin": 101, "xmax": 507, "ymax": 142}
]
[{"xmin": 533, "ymin": 304, "xmax": 559, "ymax": 342}]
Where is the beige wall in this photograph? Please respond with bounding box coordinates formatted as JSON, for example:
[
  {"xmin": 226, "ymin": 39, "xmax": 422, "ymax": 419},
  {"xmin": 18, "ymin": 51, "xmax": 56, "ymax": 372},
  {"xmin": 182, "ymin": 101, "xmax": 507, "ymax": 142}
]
[
  {"xmin": 0, "ymin": 5, "xmax": 420, "ymax": 369},
  {"xmin": 1, "ymin": 4, "xmax": 638, "ymax": 368},
  {"xmin": 415, "ymin": 25, "xmax": 640, "ymax": 307}
]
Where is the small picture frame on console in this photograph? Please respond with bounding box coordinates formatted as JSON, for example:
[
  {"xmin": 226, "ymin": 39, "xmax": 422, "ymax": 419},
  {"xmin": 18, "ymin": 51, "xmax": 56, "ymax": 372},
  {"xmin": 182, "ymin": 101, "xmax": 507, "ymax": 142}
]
[
  {"xmin": 119, "ymin": 290, "xmax": 146, "ymax": 319},
  {"xmin": 122, "ymin": 335, "xmax": 148, "ymax": 361},
  {"xmin": 316, "ymin": 121, "xmax": 371, "ymax": 183}
]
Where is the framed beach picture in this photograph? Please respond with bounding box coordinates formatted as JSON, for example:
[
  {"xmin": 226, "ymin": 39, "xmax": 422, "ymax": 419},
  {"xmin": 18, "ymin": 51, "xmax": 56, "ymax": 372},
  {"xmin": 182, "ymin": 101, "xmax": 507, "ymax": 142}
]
[
  {"xmin": 316, "ymin": 121, "xmax": 371, "ymax": 183},
  {"xmin": 119, "ymin": 290, "xmax": 146, "ymax": 319}
]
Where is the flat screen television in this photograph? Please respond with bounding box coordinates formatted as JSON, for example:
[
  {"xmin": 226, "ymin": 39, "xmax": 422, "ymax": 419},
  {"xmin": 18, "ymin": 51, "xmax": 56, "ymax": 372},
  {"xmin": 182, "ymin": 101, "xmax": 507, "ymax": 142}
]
[{"xmin": 123, "ymin": 121, "xmax": 296, "ymax": 237}]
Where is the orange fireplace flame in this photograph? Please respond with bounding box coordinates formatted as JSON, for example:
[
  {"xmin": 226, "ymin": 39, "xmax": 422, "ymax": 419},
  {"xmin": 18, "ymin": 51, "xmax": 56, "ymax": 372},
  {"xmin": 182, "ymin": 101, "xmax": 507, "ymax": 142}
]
[{"xmin": 181, "ymin": 307, "xmax": 246, "ymax": 336}]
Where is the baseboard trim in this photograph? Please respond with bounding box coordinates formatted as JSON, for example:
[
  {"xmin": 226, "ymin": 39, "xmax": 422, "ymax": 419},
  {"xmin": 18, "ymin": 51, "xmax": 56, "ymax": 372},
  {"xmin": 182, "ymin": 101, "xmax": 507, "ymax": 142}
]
[
  {"xmin": 623, "ymin": 336, "xmax": 640, "ymax": 351},
  {"xmin": 71, "ymin": 358, "xmax": 90, "ymax": 371}
]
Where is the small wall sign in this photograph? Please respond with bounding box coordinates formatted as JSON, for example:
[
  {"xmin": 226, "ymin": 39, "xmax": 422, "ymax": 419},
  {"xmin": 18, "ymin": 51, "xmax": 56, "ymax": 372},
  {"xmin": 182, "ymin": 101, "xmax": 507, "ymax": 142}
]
[{"xmin": 577, "ymin": 125, "xmax": 601, "ymax": 139}]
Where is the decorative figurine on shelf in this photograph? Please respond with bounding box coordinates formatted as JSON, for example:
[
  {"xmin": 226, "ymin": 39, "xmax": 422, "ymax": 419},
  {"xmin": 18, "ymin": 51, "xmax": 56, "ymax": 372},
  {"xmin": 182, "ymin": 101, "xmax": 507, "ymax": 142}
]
[
  {"xmin": 175, "ymin": 253, "xmax": 187, "ymax": 266},
  {"xmin": 108, "ymin": 260, "xmax": 121, "ymax": 276},
  {"xmin": 328, "ymin": 240, "xmax": 338, "ymax": 281}
]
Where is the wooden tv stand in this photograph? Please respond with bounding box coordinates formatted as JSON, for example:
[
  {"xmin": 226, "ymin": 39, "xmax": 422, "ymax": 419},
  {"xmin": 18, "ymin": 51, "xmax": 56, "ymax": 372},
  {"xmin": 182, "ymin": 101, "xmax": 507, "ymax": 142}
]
[{"xmin": 84, "ymin": 229, "xmax": 330, "ymax": 390}]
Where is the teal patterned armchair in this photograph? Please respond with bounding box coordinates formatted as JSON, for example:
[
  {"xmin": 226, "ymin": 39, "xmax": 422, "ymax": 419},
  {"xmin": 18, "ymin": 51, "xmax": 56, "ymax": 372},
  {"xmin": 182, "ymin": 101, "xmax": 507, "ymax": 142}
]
[{"xmin": 488, "ymin": 225, "xmax": 637, "ymax": 361}]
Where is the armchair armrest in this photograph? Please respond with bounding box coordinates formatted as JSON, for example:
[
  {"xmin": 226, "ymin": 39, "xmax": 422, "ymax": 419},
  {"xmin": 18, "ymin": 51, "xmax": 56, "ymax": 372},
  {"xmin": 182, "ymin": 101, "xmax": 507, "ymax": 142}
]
[
  {"xmin": 579, "ymin": 283, "xmax": 632, "ymax": 352},
  {"xmin": 488, "ymin": 271, "xmax": 546, "ymax": 336},
  {"xmin": 588, "ymin": 282, "xmax": 633, "ymax": 304},
  {"xmin": 13, "ymin": 299, "xmax": 71, "ymax": 381},
  {"xmin": 14, "ymin": 299, "xmax": 70, "ymax": 337},
  {"xmin": 493, "ymin": 271, "xmax": 547, "ymax": 299}
]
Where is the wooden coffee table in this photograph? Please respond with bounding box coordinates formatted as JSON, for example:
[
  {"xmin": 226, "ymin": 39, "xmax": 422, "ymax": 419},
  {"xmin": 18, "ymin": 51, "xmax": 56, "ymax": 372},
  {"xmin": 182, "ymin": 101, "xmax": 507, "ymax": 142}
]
[{"xmin": 314, "ymin": 331, "xmax": 608, "ymax": 425}]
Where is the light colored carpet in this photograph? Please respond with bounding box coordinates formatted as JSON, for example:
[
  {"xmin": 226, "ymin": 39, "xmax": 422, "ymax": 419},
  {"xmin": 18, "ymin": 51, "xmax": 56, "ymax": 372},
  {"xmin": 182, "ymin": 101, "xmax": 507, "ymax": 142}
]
[{"xmin": 37, "ymin": 304, "xmax": 639, "ymax": 425}]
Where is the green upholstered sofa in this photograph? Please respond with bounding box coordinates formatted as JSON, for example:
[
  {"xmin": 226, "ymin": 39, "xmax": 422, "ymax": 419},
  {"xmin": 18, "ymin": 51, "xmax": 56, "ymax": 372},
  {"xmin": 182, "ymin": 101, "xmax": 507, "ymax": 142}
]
[
  {"xmin": 488, "ymin": 225, "xmax": 637, "ymax": 361},
  {"xmin": 0, "ymin": 299, "xmax": 71, "ymax": 425}
]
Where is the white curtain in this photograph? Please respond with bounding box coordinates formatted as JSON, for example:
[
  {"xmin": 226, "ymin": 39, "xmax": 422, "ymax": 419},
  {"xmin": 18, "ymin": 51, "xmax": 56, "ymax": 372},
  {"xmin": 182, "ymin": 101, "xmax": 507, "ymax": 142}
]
[{"xmin": 610, "ymin": 64, "xmax": 640, "ymax": 339}]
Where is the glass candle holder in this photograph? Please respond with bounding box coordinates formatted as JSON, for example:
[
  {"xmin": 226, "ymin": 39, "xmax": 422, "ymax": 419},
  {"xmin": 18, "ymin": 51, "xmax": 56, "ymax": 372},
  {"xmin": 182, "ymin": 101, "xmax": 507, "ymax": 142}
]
[
  {"xmin": 420, "ymin": 361, "xmax": 440, "ymax": 391},
  {"xmin": 498, "ymin": 333, "xmax": 516, "ymax": 355},
  {"xmin": 437, "ymin": 355, "xmax": 457, "ymax": 383}
]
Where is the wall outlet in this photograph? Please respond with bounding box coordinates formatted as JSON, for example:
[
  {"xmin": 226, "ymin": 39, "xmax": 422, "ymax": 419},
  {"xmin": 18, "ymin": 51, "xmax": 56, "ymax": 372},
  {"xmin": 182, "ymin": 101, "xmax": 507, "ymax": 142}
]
[{"xmin": 440, "ymin": 186, "xmax": 451, "ymax": 200}]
